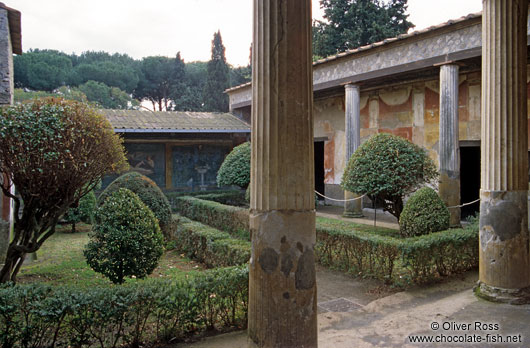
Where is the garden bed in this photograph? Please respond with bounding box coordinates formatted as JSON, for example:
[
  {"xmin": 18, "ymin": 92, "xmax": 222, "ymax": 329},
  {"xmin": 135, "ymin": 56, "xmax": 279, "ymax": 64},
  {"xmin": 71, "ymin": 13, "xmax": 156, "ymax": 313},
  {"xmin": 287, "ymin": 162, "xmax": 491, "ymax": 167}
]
[
  {"xmin": 171, "ymin": 195, "xmax": 479, "ymax": 285},
  {"xmin": 4, "ymin": 224, "xmax": 249, "ymax": 347}
]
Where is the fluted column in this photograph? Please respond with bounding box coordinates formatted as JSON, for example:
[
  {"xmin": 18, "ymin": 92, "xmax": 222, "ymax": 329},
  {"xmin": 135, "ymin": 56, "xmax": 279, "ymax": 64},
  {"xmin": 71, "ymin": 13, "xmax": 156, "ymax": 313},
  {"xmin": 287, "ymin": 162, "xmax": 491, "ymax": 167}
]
[
  {"xmin": 248, "ymin": 0, "xmax": 317, "ymax": 347},
  {"xmin": 0, "ymin": 7, "xmax": 13, "ymax": 265},
  {"xmin": 477, "ymin": 0, "xmax": 530, "ymax": 304},
  {"xmin": 343, "ymin": 84, "xmax": 363, "ymax": 217},
  {"xmin": 438, "ymin": 64, "xmax": 460, "ymax": 226}
]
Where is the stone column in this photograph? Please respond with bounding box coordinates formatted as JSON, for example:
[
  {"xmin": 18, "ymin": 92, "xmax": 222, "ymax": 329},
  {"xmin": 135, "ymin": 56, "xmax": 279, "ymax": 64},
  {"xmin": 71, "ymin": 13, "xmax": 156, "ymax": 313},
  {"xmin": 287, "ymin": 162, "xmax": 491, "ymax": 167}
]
[
  {"xmin": 438, "ymin": 64, "xmax": 460, "ymax": 226},
  {"xmin": 477, "ymin": 0, "xmax": 530, "ymax": 304},
  {"xmin": 343, "ymin": 84, "xmax": 363, "ymax": 217},
  {"xmin": 248, "ymin": 0, "xmax": 317, "ymax": 347},
  {"xmin": 0, "ymin": 7, "xmax": 13, "ymax": 265}
]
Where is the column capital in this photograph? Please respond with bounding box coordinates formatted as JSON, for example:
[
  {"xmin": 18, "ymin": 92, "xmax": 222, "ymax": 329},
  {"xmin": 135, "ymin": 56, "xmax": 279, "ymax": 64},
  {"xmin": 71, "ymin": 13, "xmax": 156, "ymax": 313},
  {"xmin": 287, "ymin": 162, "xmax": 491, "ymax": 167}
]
[{"xmin": 344, "ymin": 83, "xmax": 360, "ymax": 91}]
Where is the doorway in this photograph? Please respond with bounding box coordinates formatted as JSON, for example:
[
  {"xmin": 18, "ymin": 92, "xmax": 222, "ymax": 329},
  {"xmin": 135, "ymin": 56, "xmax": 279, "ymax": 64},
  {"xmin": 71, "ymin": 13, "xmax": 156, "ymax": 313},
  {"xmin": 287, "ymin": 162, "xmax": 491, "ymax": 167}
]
[
  {"xmin": 314, "ymin": 141, "xmax": 325, "ymax": 199},
  {"xmin": 460, "ymin": 145, "xmax": 480, "ymax": 220}
]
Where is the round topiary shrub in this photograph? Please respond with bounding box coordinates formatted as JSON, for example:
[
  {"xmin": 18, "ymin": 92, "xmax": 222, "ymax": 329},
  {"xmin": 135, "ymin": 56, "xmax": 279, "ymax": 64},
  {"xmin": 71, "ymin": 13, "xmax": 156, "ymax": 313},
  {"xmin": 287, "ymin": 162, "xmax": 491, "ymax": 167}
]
[
  {"xmin": 217, "ymin": 142, "xmax": 250, "ymax": 189},
  {"xmin": 399, "ymin": 187, "xmax": 450, "ymax": 237},
  {"xmin": 98, "ymin": 171, "xmax": 171, "ymax": 237},
  {"xmin": 85, "ymin": 188, "xmax": 164, "ymax": 284},
  {"xmin": 341, "ymin": 133, "xmax": 438, "ymax": 220}
]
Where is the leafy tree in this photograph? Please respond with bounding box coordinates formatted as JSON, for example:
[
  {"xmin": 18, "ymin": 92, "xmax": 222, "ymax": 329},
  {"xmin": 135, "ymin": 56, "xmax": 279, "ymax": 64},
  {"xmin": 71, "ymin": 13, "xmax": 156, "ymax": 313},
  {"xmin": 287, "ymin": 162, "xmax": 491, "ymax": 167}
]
[
  {"xmin": 135, "ymin": 56, "xmax": 176, "ymax": 111},
  {"xmin": 169, "ymin": 52, "xmax": 191, "ymax": 111},
  {"xmin": 217, "ymin": 142, "xmax": 251, "ymax": 189},
  {"xmin": 230, "ymin": 65, "xmax": 251, "ymax": 87},
  {"xmin": 85, "ymin": 188, "xmax": 163, "ymax": 284},
  {"xmin": 172, "ymin": 61, "xmax": 208, "ymax": 111},
  {"xmin": 14, "ymin": 49, "xmax": 73, "ymax": 91},
  {"xmin": 72, "ymin": 61, "xmax": 139, "ymax": 93},
  {"xmin": 78, "ymin": 80, "xmax": 137, "ymax": 109},
  {"xmin": 313, "ymin": 0, "xmax": 414, "ymax": 58},
  {"xmin": 0, "ymin": 98, "xmax": 128, "ymax": 283},
  {"xmin": 341, "ymin": 133, "xmax": 437, "ymax": 220},
  {"xmin": 203, "ymin": 31, "xmax": 230, "ymax": 112}
]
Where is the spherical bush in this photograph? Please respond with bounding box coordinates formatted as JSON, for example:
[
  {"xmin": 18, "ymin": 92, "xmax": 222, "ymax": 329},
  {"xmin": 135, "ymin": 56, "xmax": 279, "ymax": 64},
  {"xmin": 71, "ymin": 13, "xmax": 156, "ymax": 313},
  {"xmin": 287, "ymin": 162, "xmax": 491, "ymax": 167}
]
[
  {"xmin": 399, "ymin": 187, "xmax": 450, "ymax": 237},
  {"xmin": 85, "ymin": 188, "xmax": 164, "ymax": 284},
  {"xmin": 217, "ymin": 142, "xmax": 250, "ymax": 189},
  {"xmin": 341, "ymin": 133, "xmax": 438, "ymax": 220},
  {"xmin": 98, "ymin": 171, "xmax": 171, "ymax": 237}
]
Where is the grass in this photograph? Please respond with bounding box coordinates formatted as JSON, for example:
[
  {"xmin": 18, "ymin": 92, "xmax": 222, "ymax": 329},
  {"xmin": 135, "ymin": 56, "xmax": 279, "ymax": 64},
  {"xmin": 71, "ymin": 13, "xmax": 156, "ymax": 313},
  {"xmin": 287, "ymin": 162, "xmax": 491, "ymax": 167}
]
[
  {"xmin": 316, "ymin": 216, "xmax": 402, "ymax": 238},
  {"xmin": 17, "ymin": 223, "xmax": 204, "ymax": 287}
]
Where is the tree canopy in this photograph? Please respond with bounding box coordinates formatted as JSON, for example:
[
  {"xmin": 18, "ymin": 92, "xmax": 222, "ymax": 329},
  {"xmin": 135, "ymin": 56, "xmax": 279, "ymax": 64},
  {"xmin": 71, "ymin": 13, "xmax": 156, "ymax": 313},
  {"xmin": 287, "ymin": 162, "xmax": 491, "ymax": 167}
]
[
  {"xmin": 341, "ymin": 133, "xmax": 437, "ymax": 220},
  {"xmin": 203, "ymin": 31, "xmax": 230, "ymax": 112},
  {"xmin": 0, "ymin": 98, "xmax": 128, "ymax": 282},
  {"xmin": 313, "ymin": 0, "xmax": 414, "ymax": 59},
  {"xmin": 14, "ymin": 45, "xmax": 250, "ymax": 112}
]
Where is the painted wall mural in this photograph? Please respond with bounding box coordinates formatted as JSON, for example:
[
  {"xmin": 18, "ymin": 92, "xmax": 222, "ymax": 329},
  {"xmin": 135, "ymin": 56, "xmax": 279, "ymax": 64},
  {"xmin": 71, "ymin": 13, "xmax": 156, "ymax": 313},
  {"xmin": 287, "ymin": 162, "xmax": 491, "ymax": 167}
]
[
  {"xmin": 172, "ymin": 144, "xmax": 231, "ymax": 190},
  {"xmin": 102, "ymin": 143, "xmax": 166, "ymax": 189}
]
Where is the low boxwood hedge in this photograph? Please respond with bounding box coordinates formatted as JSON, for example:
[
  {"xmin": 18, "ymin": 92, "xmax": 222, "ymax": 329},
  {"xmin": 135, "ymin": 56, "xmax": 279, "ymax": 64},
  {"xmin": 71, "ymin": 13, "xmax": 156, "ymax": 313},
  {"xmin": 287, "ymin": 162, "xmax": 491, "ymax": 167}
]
[
  {"xmin": 316, "ymin": 217, "xmax": 478, "ymax": 284},
  {"xmin": 174, "ymin": 217, "xmax": 250, "ymax": 268},
  {"xmin": 172, "ymin": 196, "xmax": 250, "ymax": 240},
  {"xmin": 171, "ymin": 196, "xmax": 479, "ymax": 285},
  {"xmin": 0, "ymin": 266, "xmax": 248, "ymax": 348}
]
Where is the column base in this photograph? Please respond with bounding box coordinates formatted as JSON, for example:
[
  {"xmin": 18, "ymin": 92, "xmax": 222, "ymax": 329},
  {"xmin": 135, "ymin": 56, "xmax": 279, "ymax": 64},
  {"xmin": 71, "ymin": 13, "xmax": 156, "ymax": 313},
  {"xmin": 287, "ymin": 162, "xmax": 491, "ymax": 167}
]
[
  {"xmin": 342, "ymin": 211, "xmax": 364, "ymax": 218},
  {"xmin": 474, "ymin": 281, "xmax": 530, "ymax": 305}
]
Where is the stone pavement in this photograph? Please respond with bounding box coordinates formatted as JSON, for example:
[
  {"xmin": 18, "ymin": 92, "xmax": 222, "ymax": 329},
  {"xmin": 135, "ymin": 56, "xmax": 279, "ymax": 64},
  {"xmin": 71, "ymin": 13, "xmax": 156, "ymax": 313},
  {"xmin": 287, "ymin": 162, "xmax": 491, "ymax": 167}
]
[
  {"xmin": 176, "ymin": 207, "xmax": 529, "ymax": 348},
  {"xmin": 176, "ymin": 270, "xmax": 530, "ymax": 348}
]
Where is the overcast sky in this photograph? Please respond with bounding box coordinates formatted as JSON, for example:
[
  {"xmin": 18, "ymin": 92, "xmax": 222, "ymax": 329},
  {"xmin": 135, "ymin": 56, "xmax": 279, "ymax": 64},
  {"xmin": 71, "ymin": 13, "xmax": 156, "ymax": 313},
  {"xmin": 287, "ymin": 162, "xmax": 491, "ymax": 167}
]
[{"xmin": 11, "ymin": 0, "xmax": 482, "ymax": 67}]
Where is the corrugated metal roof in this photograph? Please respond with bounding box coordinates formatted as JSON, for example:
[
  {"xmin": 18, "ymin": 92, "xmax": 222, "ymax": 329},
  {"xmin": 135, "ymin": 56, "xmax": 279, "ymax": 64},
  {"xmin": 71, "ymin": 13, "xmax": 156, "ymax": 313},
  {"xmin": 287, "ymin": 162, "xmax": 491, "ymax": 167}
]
[{"xmin": 101, "ymin": 109, "xmax": 251, "ymax": 133}]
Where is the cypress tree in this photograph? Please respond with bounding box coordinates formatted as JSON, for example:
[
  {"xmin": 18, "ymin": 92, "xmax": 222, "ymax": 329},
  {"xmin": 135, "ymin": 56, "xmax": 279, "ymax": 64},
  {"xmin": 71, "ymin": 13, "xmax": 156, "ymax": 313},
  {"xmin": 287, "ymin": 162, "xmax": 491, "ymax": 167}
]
[{"xmin": 203, "ymin": 31, "xmax": 230, "ymax": 112}]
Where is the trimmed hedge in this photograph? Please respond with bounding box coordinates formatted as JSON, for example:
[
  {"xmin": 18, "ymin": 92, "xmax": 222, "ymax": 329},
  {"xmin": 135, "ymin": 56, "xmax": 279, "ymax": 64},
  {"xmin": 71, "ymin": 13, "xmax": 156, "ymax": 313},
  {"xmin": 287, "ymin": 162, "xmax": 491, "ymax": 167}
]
[
  {"xmin": 0, "ymin": 266, "xmax": 248, "ymax": 348},
  {"xmin": 172, "ymin": 196, "xmax": 478, "ymax": 285},
  {"xmin": 165, "ymin": 189, "xmax": 242, "ymax": 206},
  {"xmin": 194, "ymin": 191, "xmax": 247, "ymax": 207},
  {"xmin": 172, "ymin": 196, "xmax": 250, "ymax": 240},
  {"xmin": 174, "ymin": 217, "xmax": 250, "ymax": 268},
  {"xmin": 316, "ymin": 217, "xmax": 478, "ymax": 284}
]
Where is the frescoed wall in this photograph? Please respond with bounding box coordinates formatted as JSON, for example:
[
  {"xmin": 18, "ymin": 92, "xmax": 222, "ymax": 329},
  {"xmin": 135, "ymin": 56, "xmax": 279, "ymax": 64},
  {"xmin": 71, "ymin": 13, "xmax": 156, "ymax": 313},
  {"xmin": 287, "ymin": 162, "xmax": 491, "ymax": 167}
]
[{"xmin": 172, "ymin": 144, "xmax": 231, "ymax": 190}]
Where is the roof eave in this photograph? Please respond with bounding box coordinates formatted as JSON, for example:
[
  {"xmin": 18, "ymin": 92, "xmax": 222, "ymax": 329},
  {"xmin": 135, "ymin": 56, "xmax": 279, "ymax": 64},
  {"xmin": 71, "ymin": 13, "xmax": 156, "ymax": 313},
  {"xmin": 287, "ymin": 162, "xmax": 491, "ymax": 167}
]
[{"xmin": 114, "ymin": 128, "xmax": 251, "ymax": 134}]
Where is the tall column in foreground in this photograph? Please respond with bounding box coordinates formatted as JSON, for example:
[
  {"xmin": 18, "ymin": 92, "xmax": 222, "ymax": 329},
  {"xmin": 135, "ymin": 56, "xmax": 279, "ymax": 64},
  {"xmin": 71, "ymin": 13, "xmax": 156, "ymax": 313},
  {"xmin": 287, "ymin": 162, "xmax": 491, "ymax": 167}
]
[
  {"xmin": 477, "ymin": 0, "xmax": 530, "ymax": 304},
  {"xmin": 343, "ymin": 84, "xmax": 363, "ymax": 217},
  {"xmin": 438, "ymin": 64, "xmax": 460, "ymax": 226},
  {"xmin": 248, "ymin": 0, "xmax": 317, "ymax": 347}
]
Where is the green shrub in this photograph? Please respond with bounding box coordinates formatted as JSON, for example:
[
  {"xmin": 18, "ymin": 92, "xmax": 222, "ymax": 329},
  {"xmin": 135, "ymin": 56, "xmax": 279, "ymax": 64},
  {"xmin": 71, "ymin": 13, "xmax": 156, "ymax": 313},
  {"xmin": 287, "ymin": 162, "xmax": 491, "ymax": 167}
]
[
  {"xmin": 99, "ymin": 171, "xmax": 172, "ymax": 238},
  {"xmin": 195, "ymin": 191, "xmax": 247, "ymax": 206},
  {"xmin": 85, "ymin": 188, "xmax": 164, "ymax": 284},
  {"xmin": 315, "ymin": 217, "xmax": 478, "ymax": 285},
  {"xmin": 0, "ymin": 98, "xmax": 128, "ymax": 283},
  {"xmin": 399, "ymin": 187, "xmax": 450, "ymax": 237},
  {"xmin": 216, "ymin": 142, "xmax": 251, "ymax": 189},
  {"xmin": 0, "ymin": 266, "xmax": 249, "ymax": 347},
  {"xmin": 341, "ymin": 133, "xmax": 438, "ymax": 220},
  {"xmin": 171, "ymin": 196, "xmax": 477, "ymax": 285},
  {"xmin": 63, "ymin": 190, "xmax": 97, "ymax": 233},
  {"xmin": 174, "ymin": 218, "xmax": 250, "ymax": 267},
  {"xmin": 173, "ymin": 196, "xmax": 250, "ymax": 240}
]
